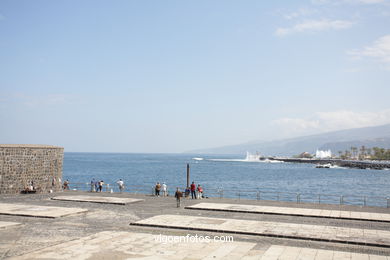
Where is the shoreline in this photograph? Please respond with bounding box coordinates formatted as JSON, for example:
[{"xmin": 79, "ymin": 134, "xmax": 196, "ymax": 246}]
[{"xmin": 267, "ymin": 157, "xmax": 390, "ymax": 170}]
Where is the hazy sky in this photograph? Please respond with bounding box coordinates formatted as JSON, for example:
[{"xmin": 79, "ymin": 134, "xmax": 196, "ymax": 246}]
[{"xmin": 1, "ymin": 0, "xmax": 390, "ymax": 153}]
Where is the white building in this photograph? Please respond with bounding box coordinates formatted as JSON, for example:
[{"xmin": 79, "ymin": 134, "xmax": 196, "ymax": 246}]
[{"xmin": 315, "ymin": 149, "xmax": 332, "ymax": 158}]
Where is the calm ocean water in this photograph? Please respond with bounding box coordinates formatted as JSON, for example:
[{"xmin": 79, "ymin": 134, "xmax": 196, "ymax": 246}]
[{"xmin": 63, "ymin": 153, "xmax": 390, "ymax": 207}]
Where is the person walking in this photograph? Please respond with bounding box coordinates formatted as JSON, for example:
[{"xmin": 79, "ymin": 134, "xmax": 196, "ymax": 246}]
[
  {"xmin": 162, "ymin": 182, "xmax": 167, "ymax": 197},
  {"xmin": 190, "ymin": 181, "xmax": 196, "ymax": 199},
  {"xmin": 197, "ymin": 184, "xmax": 203, "ymax": 199},
  {"xmin": 155, "ymin": 182, "xmax": 161, "ymax": 197},
  {"xmin": 174, "ymin": 188, "xmax": 183, "ymax": 208},
  {"xmin": 117, "ymin": 179, "xmax": 124, "ymax": 193}
]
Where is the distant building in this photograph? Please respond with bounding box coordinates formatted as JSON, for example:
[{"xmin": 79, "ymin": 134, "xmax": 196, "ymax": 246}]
[
  {"xmin": 297, "ymin": 152, "xmax": 313, "ymax": 158},
  {"xmin": 315, "ymin": 149, "xmax": 332, "ymax": 159}
]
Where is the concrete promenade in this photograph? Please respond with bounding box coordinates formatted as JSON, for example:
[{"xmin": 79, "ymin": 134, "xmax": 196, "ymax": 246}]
[
  {"xmin": 0, "ymin": 221, "xmax": 21, "ymax": 229},
  {"xmin": 0, "ymin": 191, "xmax": 389, "ymax": 259},
  {"xmin": 51, "ymin": 195, "xmax": 144, "ymax": 205},
  {"xmin": 8, "ymin": 231, "xmax": 259, "ymax": 260},
  {"xmin": 0, "ymin": 203, "xmax": 88, "ymax": 218},
  {"xmin": 261, "ymin": 245, "xmax": 390, "ymax": 260},
  {"xmin": 8, "ymin": 232, "xmax": 390, "ymax": 260},
  {"xmin": 132, "ymin": 214, "xmax": 390, "ymax": 247},
  {"xmin": 186, "ymin": 203, "xmax": 390, "ymax": 222}
]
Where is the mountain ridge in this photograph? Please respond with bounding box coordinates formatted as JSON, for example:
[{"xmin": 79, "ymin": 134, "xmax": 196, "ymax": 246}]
[{"xmin": 186, "ymin": 124, "xmax": 390, "ymax": 156}]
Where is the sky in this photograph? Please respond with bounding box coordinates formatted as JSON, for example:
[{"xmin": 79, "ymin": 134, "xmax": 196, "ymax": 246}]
[{"xmin": 0, "ymin": 0, "xmax": 390, "ymax": 153}]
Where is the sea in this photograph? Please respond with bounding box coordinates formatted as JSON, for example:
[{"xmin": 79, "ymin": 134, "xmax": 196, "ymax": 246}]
[{"xmin": 63, "ymin": 153, "xmax": 390, "ymax": 207}]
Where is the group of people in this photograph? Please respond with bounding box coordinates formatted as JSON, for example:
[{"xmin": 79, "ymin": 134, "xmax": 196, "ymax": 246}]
[
  {"xmin": 173, "ymin": 181, "xmax": 204, "ymax": 207},
  {"xmin": 45, "ymin": 176, "xmax": 205, "ymax": 208},
  {"xmin": 22, "ymin": 180, "xmax": 36, "ymax": 193},
  {"xmin": 90, "ymin": 179, "xmax": 105, "ymax": 192},
  {"xmin": 89, "ymin": 179, "xmax": 125, "ymax": 193},
  {"xmin": 24, "ymin": 178, "xmax": 70, "ymax": 193},
  {"xmin": 154, "ymin": 182, "xmax": 167, "ymax": 197},
  {"xmin": 186, "ymin": 182, "xmax": 203, "ymax": 199},
  {"xmin": 65, "ymin": 177, "xmax": 206, "ymax": 208}
]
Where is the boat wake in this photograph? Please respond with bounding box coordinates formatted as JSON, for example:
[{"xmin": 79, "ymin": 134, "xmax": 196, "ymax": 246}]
[
  {"xmin": 208, "ymin": 158, "xmax": 249, "ymax": 162},
  {"xmin": 192, "ymin": 152, "xmax": 283, "ymax": 163},
  {"xmin": 262, "ymin": 158, "xmax": 284, "ymax": 163},
  {"xmin": 315, "ymin": 164, "xmax": 346, "ymax": 169}
]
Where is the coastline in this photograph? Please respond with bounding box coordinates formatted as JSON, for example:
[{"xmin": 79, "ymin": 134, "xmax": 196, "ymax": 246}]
[{"xmin": 267, "ymin": 157, "xmax": 390, "ymax": 170}]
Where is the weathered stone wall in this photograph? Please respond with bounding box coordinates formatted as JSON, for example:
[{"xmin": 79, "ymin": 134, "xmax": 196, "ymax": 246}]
[{"xmin": 0, "ymin": 144, "xmax": 64, "ymax": 194}]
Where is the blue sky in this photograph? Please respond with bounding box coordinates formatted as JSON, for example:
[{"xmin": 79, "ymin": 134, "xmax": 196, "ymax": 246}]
[{"xmin": 0, "ymin": 0, "xmax": 389, "ymax": 153}]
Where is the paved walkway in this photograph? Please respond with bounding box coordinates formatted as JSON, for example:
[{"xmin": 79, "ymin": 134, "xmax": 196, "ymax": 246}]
[
  {"xmin": 132, "ymin": 215, "xmax": 390, "ymax": 247},
  {"xmin": 9, "ymin": 230, "xmax": 390, "ymax": 260},
  {"xmin": 260, "ymin": 245, "xmax": 389, "ymax": 260},
  {"xmin": 186, "ymin": 203, "xmax": 390, "ymax": 222},
  {"xmin": 51, "ymin": 195, "xmax": 143, "ymax": 205},
  {"xmin": 1, "ymin": 191, "xmax": 390, "ymax": 258},
  {"xmin": 0, "ymin": 221, "xmax": 21, "ymax": 229},
  {"xmin": 0, "ymin": 203, "xmax": 88, "ymax": 218},
  {"xmin": 9, "ymin": 231, "xmax": 261, "ymax": 260}
]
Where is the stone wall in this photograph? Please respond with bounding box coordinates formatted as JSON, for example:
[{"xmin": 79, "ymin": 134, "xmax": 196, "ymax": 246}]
[{"xmin": 0, "ymin": 144, "xmax": 64, "ymax": 194}]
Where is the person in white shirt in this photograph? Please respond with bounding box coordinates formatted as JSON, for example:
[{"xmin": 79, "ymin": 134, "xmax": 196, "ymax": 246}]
[
  {"xmin": 117, "ymin": 179, "xmax": 124, "ymax": 193},
  {"xmin": 162, "ymin": 182, "xmax": 167, "ymax": 196}
]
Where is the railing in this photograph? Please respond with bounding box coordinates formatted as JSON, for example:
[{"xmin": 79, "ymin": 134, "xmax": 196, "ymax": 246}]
[
  {"xmin": 63, "ymin": 182, "xmax": 153, "ymax": 194},
  {"xmin": 205, "ymin": 188, "xmax": 390, "ymax": 208},
  {"xmin": 63, "ymin": 182, "xmax": 390, "ymax": 208}
]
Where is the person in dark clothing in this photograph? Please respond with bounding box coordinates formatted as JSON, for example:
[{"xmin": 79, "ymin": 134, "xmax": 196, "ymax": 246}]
[
  {"xmin": 155, "ymin": 182, "xmax": 161, "ymax": 196},
  {"xmin": 95, "ymin": 180, "xmax": 99, "ymax": 192},
  {"xmin": 99, "ymin": 180, "xmax": 104, "ymax": 192},
  {"xmin": 185, "ymin": 187, "xmax": 190, "ymax": 197}
]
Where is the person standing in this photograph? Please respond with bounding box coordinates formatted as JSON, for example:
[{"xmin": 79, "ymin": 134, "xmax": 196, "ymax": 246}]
[
  {"xmin": 185, "ymin": 187, "xmax": 190, "ymax": 198},
  {"xmin": 197, "ymin": 184, "xmax": 203, "ymax": 199},
  {"xmin": 63, "ymin": 179, "xmax": 70, "ymax": 190},
  {"xmin": 162, "ymin": 182, "xmax": 167, "ymax": 197},
  {"xmin": 117, "ymin": 179, "xmax": 124, "ymax": 192},
  {"xmin": 155, "ymin": 182, "xmax": 161, "ymax": 197},
  {"xmin": 51, "ymin": 177, "xmax": 56, "ymax": 189},
  {"xmin": 91, "ymin": 179, "xmax": 95, "ymax": 192},
  {"xmin": 190, "ymin": 182, "xmax": 196, "ymax": 199},
  {"xmin": 95, "ymin": 180, "xmax": 99, "ymax": 192},
  {"xmin": 99, "ymin": 180, "xmax": 104, "ymax": 192},
  {"xmin": 174, "ymin": 188, "xmax": 183, "ymax": 208}
]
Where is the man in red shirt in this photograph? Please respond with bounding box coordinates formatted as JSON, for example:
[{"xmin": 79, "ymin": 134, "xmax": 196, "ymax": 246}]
[{"xmin": 190, "ymin": 182, "xmax": 196, "ymax": 199}]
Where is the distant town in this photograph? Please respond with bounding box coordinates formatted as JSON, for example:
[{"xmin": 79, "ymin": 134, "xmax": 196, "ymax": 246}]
[
  {"xmin": 296, "ymin": 146, "xmax": 390, "ymax": 161},
  {"xmin": 256, "ymin": 146, "xmax": 390, "ymax": 170}
]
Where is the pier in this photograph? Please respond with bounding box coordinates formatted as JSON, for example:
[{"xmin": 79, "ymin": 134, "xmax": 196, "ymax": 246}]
[{"xmin": 267, "ymin": 157, "xmax": 390, "ymax": 170}]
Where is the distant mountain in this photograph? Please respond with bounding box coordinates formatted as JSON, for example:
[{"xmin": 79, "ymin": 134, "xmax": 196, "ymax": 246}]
[
  {"xmin": 186, "ymin": 124, "xmax": 390, "ymax": 156},
  {"xmin": 319, "ymin": 137, "xmax": 390, "ymax": 153}
]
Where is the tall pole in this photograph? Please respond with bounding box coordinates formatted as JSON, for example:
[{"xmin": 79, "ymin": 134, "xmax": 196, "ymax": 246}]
[{"xmin": 186, "ymin": 163, "xmax": 190, "ymax": 188}]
